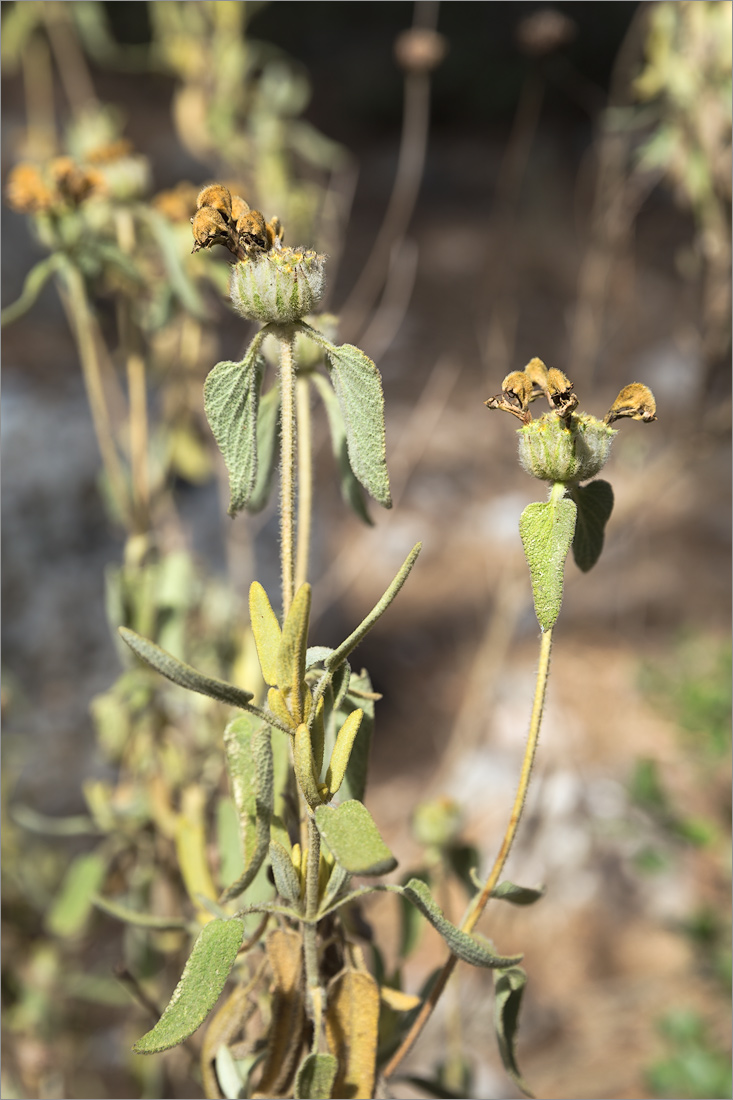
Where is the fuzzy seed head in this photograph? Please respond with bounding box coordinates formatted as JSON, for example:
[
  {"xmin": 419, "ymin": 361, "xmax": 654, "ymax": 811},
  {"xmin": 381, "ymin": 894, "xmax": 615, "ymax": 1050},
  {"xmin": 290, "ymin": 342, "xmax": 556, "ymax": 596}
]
[
  {"xmin": 517, "ymin": 413, "xmax": 616, "ymax": 483},
  {"xmin": 229, "ymin": 246, "xmax": 326, "ymax": 323}
]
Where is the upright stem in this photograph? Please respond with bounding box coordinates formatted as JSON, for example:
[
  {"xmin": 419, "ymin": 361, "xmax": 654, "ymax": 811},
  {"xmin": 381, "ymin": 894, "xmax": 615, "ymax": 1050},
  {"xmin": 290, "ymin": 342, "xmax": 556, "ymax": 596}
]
[
  {"xmin": 303, "ymin": 815, "xmax": 324, "ymax": 1043},
  {"xmin": 279, "ymin": 332, "xmax": 297, "ymax": 618},
  {"xmin": 62, "ymin": 264, "xmax": 130, "ymax": 524},
  {"xmin": 294, "ymin": 375, "xmax": 313, "ymax": 592},
  {"xmin": 383, "ymin": 625, "xmax": 554, "ymax": 1080}
]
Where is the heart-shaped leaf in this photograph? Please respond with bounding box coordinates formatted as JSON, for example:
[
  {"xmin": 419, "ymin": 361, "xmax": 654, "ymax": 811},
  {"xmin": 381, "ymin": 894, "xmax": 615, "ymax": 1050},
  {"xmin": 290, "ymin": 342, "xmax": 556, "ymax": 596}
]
[
  {"xmin": 204, "ymin": 331, "xmax": 267, "ymax": 516},
  {"xmin": 570, "ymin": 479, "xmax": 614, "ymax": 572},
  {"xmin": 519, "ymin": 497, "xmax": 577, "ymax": 630}
]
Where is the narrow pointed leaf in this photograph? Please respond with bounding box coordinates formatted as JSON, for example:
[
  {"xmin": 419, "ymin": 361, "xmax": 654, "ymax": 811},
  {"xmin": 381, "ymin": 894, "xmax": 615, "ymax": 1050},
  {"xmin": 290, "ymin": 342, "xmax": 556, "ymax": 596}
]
[
  {"xmin": 132, "ymin": 918, "xmax": 245, "ymax": 1054},
  {"xmin": 315, "ymin": 800, "xmax": 397, "ymax": 876},
  {"xmin": 269, "ymin": 839, "xmax": 303, "ymax": 907},
  {"xmin": 299, "ymin": 323, "xmax": 391, "ymax": 507},
  {"xmin": 249, "ymin": 582, "xmax": 282, "ymax": 686},
  {"xmin": 203, "ymin": 332, "xmax": 266, "ymax": 516},
  {"xmin": 326, "ymin": 544, "xmax": 421, "ymax": 672},
  {"xmin": 295, "ymin": 1052, "xmax": 338, "ymax": 1099},
  {"xmin": 294, "ymin": 723, "xmax": 324, "ymax": 811},
  {"xmin": 311, "ymin": 372, "xmax": 372, "ymax": 524},
  {"xmin": 328, "ymin": 671, "xmax": 374, "ymax": 804},
  {"xmin": 277, "ymin": 583, "xmax": 311, "ymax": 724},
  {"xmin": 1, "ymin": 253, "xmax": 62, "ymax": 327},
  {"xmin": 491, "ymin": 881, "xmax": 546, "ymax": 906},
  {"xmin": 400, "ymin": 879, "xmax": 523, "ymax": 969},
  {"xmin": 519, "ymin": 497, "xmax": 577, "ymax": 630},
  {"xmin": 119, "ymin": 627, "xmax": 254, "ymax": 708},
  {"xmin": 325, "ymin": 969, "xmax": 380, "ymax": 1100},
  {"xmin": 324, "ymin": 709, "xmax": 363, "ymax": 799},
  {"xmin": 570, "ymin": 479, "xmax": 614, "ymax": 572},
  {"xmin": 221, "ymin": 718, "xmax": 273, "ymax": 901},
  {"xmin": 248, "ymin": 382, "xmax": 281, "ymax": 512},
  {"xmin": 93, "ymin": 895, "xmax": 187, "ymax": 930},
  {"xmin": 494, "ymin": 966, "xmax": 534, "ymax": 1098}
]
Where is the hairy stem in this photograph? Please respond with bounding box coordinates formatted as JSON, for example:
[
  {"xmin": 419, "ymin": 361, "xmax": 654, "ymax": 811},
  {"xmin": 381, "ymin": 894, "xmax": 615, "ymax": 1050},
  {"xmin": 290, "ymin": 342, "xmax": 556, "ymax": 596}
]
[
  {"xmin": 303, "ymin": 815, "xmax": 324, "ymax": 1045},
  {"xmin": 294, "ymin": 375, "xmax": 313, "ymax": 592},
  {"xmin": 383, "ymin": 625, "xmax": 554, "ymax": 1079},
  {"xmin": 279, "ymin": 332, "xmax": 297, "ymax": 618}
]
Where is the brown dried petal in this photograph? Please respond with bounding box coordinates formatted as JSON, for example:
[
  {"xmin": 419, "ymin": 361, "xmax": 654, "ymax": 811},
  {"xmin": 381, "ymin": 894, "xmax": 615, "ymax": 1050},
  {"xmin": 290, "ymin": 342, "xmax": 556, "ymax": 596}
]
[
  {"xmin": 605, "ymin": 383, "xmax": 658, "ymax": 425},
  {"xmin": 5, "ymin": 163, "xmax": 55, "ymax": 213},
  {"xmin": 196, "ymin": 183, "xmax": 233, "ymax": 220},
  {"xmin": 191, "ymin": 206, "xmax": 231, "ymax": 252}
]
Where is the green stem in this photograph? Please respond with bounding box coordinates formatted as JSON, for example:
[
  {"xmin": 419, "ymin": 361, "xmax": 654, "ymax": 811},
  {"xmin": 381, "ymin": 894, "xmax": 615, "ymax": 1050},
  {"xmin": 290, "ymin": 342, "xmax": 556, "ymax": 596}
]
[
  {"xmin": 294, "ymin": 375, "xmax": 313, "ymax": 592},
  {"xmin": 383, "ymin": 625, "xmax": 554, "ymax": 1081},
  {"xmin": 303, "ymin": 815, "xmax": 324, "ymax": 1045},
  {"xmin": 279, "ymin": 331, "xmax": 297, "ymax": 618}
]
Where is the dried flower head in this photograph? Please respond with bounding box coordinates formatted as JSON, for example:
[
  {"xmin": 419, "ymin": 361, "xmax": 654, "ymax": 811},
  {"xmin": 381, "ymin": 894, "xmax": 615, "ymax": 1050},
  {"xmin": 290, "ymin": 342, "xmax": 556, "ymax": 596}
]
[
  {"xmin": 191, "ymin": 180, "xmax": 320, "ymax": 322},
  {"xmin": 5, "ymin": 163, "xmax": 55, "ymax": 214},
  {"xmin": 486, "ymin": 357, "xmax": 657, "ymax": 483}
]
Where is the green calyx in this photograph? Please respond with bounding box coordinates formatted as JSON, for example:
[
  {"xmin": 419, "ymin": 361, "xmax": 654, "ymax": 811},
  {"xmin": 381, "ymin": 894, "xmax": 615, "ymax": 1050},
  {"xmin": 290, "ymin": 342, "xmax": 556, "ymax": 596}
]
[
  {"xmin": 517, "ymin": 413, "xmax": 616, "ymax": 484},
  {"xmin": 230, "ymin": 247, "xmax": 326, "ymax": 324}
]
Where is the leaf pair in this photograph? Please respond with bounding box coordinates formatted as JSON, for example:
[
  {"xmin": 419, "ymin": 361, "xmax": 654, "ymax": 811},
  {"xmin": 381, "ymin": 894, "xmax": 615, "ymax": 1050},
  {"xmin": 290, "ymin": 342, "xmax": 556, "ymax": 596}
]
[{"xmin": 203, "ymin": 321, "xmax": 392, "ymax": 519}]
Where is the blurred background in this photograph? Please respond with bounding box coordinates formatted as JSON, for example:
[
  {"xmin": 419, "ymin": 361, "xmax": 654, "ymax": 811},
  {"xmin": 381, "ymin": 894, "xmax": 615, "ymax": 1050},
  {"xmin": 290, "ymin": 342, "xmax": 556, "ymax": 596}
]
[{"xmin": 2, "ymin": 3, "xmax": 731, "ymax": 1098}]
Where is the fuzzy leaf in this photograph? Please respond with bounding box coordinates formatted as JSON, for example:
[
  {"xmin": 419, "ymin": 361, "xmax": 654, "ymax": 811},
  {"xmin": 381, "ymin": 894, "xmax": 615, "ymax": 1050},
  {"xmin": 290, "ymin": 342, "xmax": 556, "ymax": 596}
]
[
  {"xmin": 118, "ymin": 627, "xmax": 254, "ymax": 709},
  {"xmin": 256, "ymin": 928, "xmax": 305, "ymax": 1097},
  {"xmin": 1, "ymin": 253, "xmax": 62, "ymax": 327},
  {"xmin": 494, "ymin": 966, "xmax": 534, "ymax": 1098},
  {"xmin": 311, "ymin": 372, "xmax": 372, "ymax": 524},
  {"xmin": 133, "ymin": 918, "xmax": 244, "ymax": 1054},
  {"xmin": 519, "ymin": 497, "xmax": 577, "ymax": 630},
  {"xmin": 326, "ymin": 969, "xmax": 380, "ymax": 1100},
  {"xmin": 570, "ymin": 479, "xmax": 614, "ymax": 572},
  {"xmin": 221, "ymin": 717, "xmax": 273, "ymax": 901},
  {"xmin": 249, "ymin": 582, "xmax": 282, "ymax": 687},
  {"xmin": 203, "ymin": 332, "xmax": 266, "ymax": 516},
  {"xmin": 248, "ymin": 383, "xmax": 281, "ymax": 513},
  {"xmin": 327, "ymin": 670, "xmax": 375, "ymax": 804},
  {"xmin": 269, "ymin": 839, "xmax": 303, "ymax": 907},
  {"xmin": 46, "ymin": 852, "xmax": 107, "ymax": 938},
  {"xmin": 299, "ymin": 324, "xmax": 391, "ymax": 507},
  {"xmin": 295, "ymin": 1052, "xmax": 338, "ymax": 1099},
  {"xmin": 315, "ymin": 800, "xmax": 397, "ymax": 876},
  {"xmin": 277, "ymin": 583, "xmax": 311, "ymax": 725},
  {"xmin": 294, "ymin": 723, "xmax": 323, "ymax": 811},
  {"xmin": 326, "ymin": 544, "xmax": 421, "ymax": 672},
  {"xmin": 491, "ymin": 881, "xmax": 546, "ymax": 906},
  {"xmin": 324, "ymin": 708, "xmax": 363, "ymax": 799},
  {"xmin": 400, "ymin": 879, "xmax": 523, "ymax": 969}
]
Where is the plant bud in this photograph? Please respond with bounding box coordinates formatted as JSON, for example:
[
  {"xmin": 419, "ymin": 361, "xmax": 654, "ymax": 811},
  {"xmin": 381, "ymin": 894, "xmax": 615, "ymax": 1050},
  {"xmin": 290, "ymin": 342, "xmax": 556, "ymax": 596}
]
[
  {"xmin": 229, "ymin": 246, "xmax": 326, "ymax": 323},
  {"xmin": 517, "ymin": 413, "xmax": 616, "ymax": 483}
]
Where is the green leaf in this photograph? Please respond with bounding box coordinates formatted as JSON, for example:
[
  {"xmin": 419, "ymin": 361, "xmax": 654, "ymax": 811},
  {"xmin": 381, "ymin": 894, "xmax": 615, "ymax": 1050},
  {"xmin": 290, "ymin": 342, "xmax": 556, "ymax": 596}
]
[
  {"xmin": 118, "ymin": 627, "xmax": 254, "ymax": 709},
  {"xmin": 221, "ymin": 717, "xmax": 273, "ymax": 901},
  {"xmin": 298, "ymin": 323, "xmax": 391, "ymax": 507},
  {"xmin": 570, "ymin": 480, "xmax": 614, "ymax": 572},
  {"xmin": 494, "ymin": 966, "xmax": 534, "ymax": 1098},
  {"xmin": 399, "ymin": 871, "xmax": 431, "ymax": 959},
  {"xmin": 324, "ymin": 708, "xmax": 363, "ymax": 799},
  {"xmin": 327, "ymin": 671, "xmax": 375, "ymax": 804},
  {"xmin": 204, "ymin": 332, "xmax": 267, "ymax": 516},
  {"xmin": 216, "ymin": 798, "xmax": 244, "ymax": 887},
  {"xmin": 295, "ymin": 1052, "xmax": 338, "ymax": 1099},
  {"xmin": 133, "ymin": 918, "xmax": 245, "ymax": 1054},
  {"xmin": 315, "ymin": 800, "xmax": 397, "ymax": 876},
  {"xmin": 269, "ymin": 839, "xmax": 303, "ymax": 907},
  {"xmin": 46, "ymin": 852, "xmax": 107, "ymax": 938},
  {"xmin": 277, "ymin": 583, "xmax": 311, "ymax": 724},
  {"xmin": 248, "ymin": 383, "xmax": 281, "ymax": 512},
  {"xmin": 140, "ymin": 207, "xmax": 208, "ymax": 320},
  {"xmin": 249, "ymin": 582, "xmax": 282, "ymax": 687},
  {"xmin": 92, "ymin": 895, "xmax": 187, "ymax": 931},
  {"xmin": 311, "ymin": 373, "xmax": 372, "ymax": 524},
  {"xmin": 400, "ymin": 879, "xmax": 523, "ymax": 969},
  {"xmin": 326, "ymin": 544, "xmax": 421, "ymax": 672},
  {"xmin": 491, "ymin": 881, "xmax": 546, "ymax": 906},
  {"xmin": 519, "ymin": 497, "xmax": 577, "ymax": 630},
  {"xmin": 294, "ymin": 722, "xmax": 324, "ymax": 811}
]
